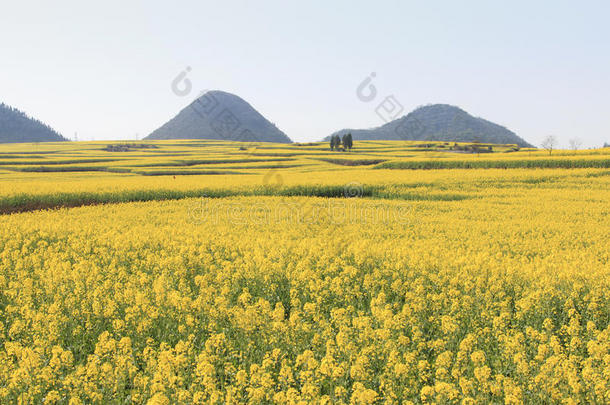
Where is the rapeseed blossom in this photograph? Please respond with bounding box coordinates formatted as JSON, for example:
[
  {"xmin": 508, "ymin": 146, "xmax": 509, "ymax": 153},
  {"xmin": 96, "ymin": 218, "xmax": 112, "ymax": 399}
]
[{"xmin": 0, "ymin": 166, "xmax": 608, "ymax": 403}]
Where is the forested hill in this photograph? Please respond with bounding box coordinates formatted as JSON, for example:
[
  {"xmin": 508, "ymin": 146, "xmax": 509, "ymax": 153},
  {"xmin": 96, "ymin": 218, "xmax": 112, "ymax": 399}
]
[
  {"xmin": 0, "ymin": 103, "xmax": 66, "ymax": 143},
  {"xmin": 146, "ymin": 90, "xmax": 292, "ymax": 143},
  {"xmin": 326, "ymin": 104, "xmax": 533, "ymax": 148}
]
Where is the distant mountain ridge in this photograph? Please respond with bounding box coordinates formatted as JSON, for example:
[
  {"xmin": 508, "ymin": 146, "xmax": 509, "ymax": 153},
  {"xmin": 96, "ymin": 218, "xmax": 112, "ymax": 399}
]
[
  {"xmin": 146, "ymin": 90, "xmax": 292, "ymax": 143},
  {"xmin": 326, "ymin": 104, "xmax": 533, "ymax": 147},
  {"xmin": 0, "ymin": 103, "xmax": 67, "ymax": 143}
]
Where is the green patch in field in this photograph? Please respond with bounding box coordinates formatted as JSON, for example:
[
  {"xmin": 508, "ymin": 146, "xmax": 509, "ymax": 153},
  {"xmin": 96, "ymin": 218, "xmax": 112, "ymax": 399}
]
[
  {"xmin": 134, "ymin": 170, "xmax": 248, "ymax": 176},
  {"xmin": 317, "ymin": 158, "xmax": 387, "ymax": 166}
]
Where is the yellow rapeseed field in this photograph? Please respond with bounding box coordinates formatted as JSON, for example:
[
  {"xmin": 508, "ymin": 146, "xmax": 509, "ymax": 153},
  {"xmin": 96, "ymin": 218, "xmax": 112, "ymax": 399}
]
[{"xmin": 0, "ymin": 141, "xmax": 609, "ymax": 404}]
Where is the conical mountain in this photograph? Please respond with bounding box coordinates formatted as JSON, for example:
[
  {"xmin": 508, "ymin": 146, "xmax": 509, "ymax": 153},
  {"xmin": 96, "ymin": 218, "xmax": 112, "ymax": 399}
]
[
  {"xmin": 0, "ymin": 103, "xmax": 67, "ymax": 143},
  {"xmin": 146, "ymin": 90, "xmax": 291, "ymax": 143},
  {"xmin": 326, "ymin": 104, "xmax": 533, "ymax": 147}
]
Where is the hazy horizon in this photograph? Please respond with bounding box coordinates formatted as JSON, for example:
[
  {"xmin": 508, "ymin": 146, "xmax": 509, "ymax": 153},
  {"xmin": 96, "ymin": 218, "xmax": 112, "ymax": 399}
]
[{"xmin": 1, "ymin": 0, "xmax": 609, "ymax": 147}]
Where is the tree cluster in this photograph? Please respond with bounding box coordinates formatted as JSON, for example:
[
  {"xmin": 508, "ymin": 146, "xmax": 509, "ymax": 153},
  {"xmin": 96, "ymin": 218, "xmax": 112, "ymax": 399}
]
[{"xmin": 330, "ymin": 133, "xmax": 353, "ymax": 151}]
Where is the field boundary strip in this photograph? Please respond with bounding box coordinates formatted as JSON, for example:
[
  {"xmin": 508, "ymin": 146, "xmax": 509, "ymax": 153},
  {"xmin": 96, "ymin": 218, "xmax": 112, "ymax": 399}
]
[
  {"xmin": 375, "ymin": 158, "xmax": 610, "ymax": 170},
  {"xmin": 0, "ymin": 185, "xmax": 475, "ymax": 215}
]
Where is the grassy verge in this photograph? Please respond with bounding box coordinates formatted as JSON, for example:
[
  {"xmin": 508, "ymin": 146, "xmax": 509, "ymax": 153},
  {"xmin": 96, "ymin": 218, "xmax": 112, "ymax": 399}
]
[
  {"xmin": 0, "ymin": 185, "xmax": 471, "ymax": 215},
  {"xmin": 317, "ymin": 158, "xmax": 387, "ymax": 166}
]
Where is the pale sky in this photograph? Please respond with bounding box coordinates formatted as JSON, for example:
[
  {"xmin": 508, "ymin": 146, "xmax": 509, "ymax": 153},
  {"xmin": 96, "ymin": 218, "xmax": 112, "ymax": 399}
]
[{"xmin": 1, "ymin": 0, "xmax": 609, "ymax": 147}]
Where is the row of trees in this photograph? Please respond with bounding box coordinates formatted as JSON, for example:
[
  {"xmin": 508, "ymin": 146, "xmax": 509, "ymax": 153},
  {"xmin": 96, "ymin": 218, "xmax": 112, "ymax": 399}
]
[
  {"xmin": 541, "ymin": 136, "xmax": 586, "ymax": 155},
  {"xmin": 330, "ymin": 133, "xmax": 353, "ymax": 151}
]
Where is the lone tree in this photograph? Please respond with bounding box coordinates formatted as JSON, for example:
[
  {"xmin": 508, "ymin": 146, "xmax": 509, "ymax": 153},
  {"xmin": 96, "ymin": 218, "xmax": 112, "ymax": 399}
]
[
  {"xmin": 330, "ymin": 136, "xmax": 335, "ymax": 151},
  {"xmin": 541, "ymin": 135, "xmax": 558, "ymax": 155}
]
